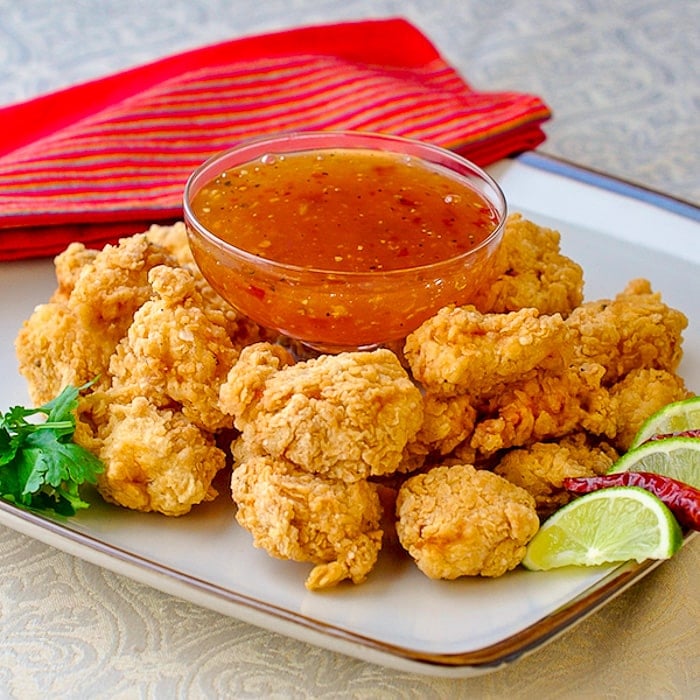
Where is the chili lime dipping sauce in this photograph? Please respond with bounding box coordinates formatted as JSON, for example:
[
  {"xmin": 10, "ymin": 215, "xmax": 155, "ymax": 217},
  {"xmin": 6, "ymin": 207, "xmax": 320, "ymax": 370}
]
[
  {"xmin": 186, "ymin": 143, "xmax": 505, "ymax": 350},
  {"xmin": 190, "ymin": 149, "xmax": 499, "ymax": 272}
]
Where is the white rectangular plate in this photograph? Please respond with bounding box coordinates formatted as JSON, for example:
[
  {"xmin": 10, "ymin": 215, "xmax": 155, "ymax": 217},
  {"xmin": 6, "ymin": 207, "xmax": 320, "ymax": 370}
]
[{"xmin": 0, "ymin": 153, "xmax": 698, "ymax": 677}]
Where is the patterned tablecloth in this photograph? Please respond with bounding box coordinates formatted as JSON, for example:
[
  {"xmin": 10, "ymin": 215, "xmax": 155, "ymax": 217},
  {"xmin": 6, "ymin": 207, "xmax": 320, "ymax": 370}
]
[{"xmin": 0, "ymin": 1, "xmax": 698, "ymax": 697}]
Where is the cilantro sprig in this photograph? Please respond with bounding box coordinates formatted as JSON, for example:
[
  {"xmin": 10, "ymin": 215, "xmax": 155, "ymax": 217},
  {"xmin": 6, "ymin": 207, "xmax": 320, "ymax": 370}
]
[{"xmin": 0, "ymin": 383, "xmax": 104, "ymax": 516}]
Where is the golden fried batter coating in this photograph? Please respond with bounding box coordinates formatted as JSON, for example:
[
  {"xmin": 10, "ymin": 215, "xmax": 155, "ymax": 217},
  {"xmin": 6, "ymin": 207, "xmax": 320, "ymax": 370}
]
[
  {"xmin": 494, "ymin": 433, "xmax": 618, "ymax": 516},
  {"xmin": 396, "ymin": 463, "xmax": 539, "ymax": 579},
  {"xmin": 405, "ymin": 305, "xmax": 572, "ymax": 398},
  {"xmin": 16, "ymin": 234, "xmax": 177, "ymax": 404},
  {"xmin": 566, "ymin": 278, "xmax": 687, "ymax": 385},
  {"xmin": 66, "ymin": 234, "xmax": 177, "ymax": 351},
  {"xmin": 470, "ymin": 362, "xmax": 614, "ymax": 455},
  {"xmin": 406, "ymin": 279, "xmax": 688, "ymax": 461},
  {"xmin": 145, "ymin": 221, "xmax": 268, "ymax": 346},
  {"xmin": 221, "ymin": 345, "xmax": 424, "ymax": 481},
  {"xmin": 15, "ymin": 303, "xmax": 106, "ymax": 405},
  {"xmin": 218, "ymin": 342, "xmax": 295, "ymax": 415},
  {"xmin": 407, "ymin": 392, "xmax": 478, "ymax": 459},
  {"xmin": 144, "ymin": 221, "xmax": 196, "ymax": 267},
  {"xmin": 76, "ymin": 393, "xmax": 224, "ymax": 516},
  {"xmin": 471, "ymin": 213, "xmax": 584, "ymax": 317},
  {"xmin": 51, "ymin": 242, "xmax": 99, "ymax": 303},
  {"xmin": 230, "ymin": 455, "xmax": 383, "ymax": 590},
  {"xmin": 110, "ymin": 266, "xmax": 240, "ymax": 432},
  {"xmin": 608, "ymin": 368, "xmax": 690, "ymax": 450}
]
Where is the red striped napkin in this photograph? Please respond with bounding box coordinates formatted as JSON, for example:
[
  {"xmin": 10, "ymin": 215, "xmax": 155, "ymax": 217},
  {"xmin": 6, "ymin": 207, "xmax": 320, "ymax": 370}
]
[{"xmin": 0, "ymin": 18, "xmax": 551, "ymax": 261}]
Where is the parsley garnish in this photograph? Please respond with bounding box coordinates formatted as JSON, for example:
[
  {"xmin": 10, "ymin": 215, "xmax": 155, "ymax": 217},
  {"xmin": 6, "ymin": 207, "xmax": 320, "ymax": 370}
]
[{"xmin": 0, "ymin": 383, "xmax": 104, "ymax": 516}]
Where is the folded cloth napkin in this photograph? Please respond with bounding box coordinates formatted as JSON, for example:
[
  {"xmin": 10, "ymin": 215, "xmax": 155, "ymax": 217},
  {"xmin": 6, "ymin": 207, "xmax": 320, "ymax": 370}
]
[{"xmin": 0, "ymin": 17, "xmax": 551, "ymax": 261}]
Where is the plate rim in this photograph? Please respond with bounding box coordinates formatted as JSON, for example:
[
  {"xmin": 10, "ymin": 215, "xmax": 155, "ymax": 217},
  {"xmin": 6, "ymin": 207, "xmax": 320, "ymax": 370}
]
[{"xmin": 517, "ymin": 151, "xmax": 700, "ymax": 220}]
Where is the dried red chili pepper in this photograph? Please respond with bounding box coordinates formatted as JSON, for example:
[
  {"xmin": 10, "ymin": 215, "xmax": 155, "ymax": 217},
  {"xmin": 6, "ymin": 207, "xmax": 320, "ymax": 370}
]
[
  {"xmin": 647, "ymin": 429, "xmax": 700, "ymax": 441},
  {"xmin": 563, "ymin": 472, "xmax": 700, "ymax": 531}
]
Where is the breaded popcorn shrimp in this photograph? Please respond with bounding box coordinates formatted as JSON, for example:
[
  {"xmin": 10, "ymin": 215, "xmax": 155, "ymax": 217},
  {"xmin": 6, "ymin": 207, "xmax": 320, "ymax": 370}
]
[
  {"xmin": 51, "ymin": 242, "xmax": 99, "ymax": 303},
  {"xmin": 607, "ymin": 368, "xmax": 690, "ymax": 450},
  {"xmin": 566, "ymin": 278, "xmax": 687, "ymax": 385},
  {"xmin": 470, "ymin": 213, "xmax": 584, "ymax": 317},
  {"xmin": 15, "ymin": 234, "xmax": 176, "ymax": 404},
  {"xmin": 396, "ymin": 463, "xmax": 539, "ymax": 579},
  {"xmin": 406, "ymin": 392, "xmax": 478, "ymax": 460},
  {"xmin": 221, "ymin": 344, "xmax": 424, "ymax": 481},
  {"xmin": 230, "ymin": 455, "xmax": 383, "ymax": 590},
  {"xmin": 494, "ymin": 433, "xmax": 618, "ymax": 516},
  {"xmin": 76, "ymin": 393, "xmax": 225, "ymax": 516},
  {"xmin": 404, "ymin": 305, "xmax": 572, "ymax": 399},
  {"xmin": 109, "ymin": 265, "xmax": 240, "ymax": 432}
]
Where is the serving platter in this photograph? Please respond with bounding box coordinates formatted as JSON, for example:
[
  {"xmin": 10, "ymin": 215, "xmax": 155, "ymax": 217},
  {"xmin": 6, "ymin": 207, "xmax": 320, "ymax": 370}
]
[{"xmin": 0, "ymin": 152, "xmax": 698, "ymax": 677}]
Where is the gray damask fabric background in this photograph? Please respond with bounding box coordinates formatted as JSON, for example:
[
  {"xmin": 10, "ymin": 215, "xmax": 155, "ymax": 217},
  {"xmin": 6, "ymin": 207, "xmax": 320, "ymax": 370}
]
[{"xmin": 0, "ymin": 1, "xmax": 698, "ymax": 698}]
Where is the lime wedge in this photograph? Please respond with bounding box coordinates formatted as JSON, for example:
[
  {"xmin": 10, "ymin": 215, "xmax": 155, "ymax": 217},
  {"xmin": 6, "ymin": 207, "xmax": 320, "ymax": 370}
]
[
  {"xmin": 607, "ymin": 436, "xmax": 700, "ymax": 490},
  {"xmin": 522, "ymin": 486, "xmax": 683, "ymax": 570},
  {"xmin": 630, "ymin": 396, "xmax": 700, "ymax": 449}
]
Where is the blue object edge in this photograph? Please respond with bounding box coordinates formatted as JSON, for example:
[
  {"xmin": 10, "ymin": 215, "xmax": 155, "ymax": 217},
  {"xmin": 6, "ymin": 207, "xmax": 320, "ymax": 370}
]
[{"xmin": 517, "ymin": 151, "xmax": 700, "ymax": 223}]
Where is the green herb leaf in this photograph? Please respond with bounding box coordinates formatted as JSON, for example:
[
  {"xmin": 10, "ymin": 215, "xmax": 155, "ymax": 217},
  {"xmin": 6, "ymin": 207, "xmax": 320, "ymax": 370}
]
[{"xmin": 0, "ymin": 382, "xmax": 103, "ymax": 516}]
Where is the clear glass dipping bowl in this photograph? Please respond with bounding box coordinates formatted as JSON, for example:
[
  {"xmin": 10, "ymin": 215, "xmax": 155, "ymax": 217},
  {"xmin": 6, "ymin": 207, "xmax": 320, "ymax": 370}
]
[{"xmin": 184, "ymin": 131, "xmax": 506, "ymax": 353}]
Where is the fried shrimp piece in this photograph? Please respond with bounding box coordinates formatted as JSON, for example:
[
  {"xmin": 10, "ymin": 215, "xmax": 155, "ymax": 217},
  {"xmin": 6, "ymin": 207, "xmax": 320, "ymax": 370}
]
[
  {"xmin": 230, "ymin": 455, "xmax": 383, "ymax": 590},
  {"xmin": 404, "ymin": 305, "xmax": 573, "ymax": 398},
  {"xmin": 144, "ymin": 221, "xmax": 196, "ymax": 267},
  {"xmin": 76, "ymin": 393, "xmax": 225, "ymax": 516},
  {"xmin": 51, "ymin": 242, "xmax": 99, "ymax": 302},
  {"xmin": 471, "ymin": 213, "xmax": 584, "ymax": 317},
  {"xmin": 470, "ymin": 362, "xmax": 613, "ymax": 455},
  {"xmin": 16, "ymin": 235, "xmax": 175, "ymax": 404},
  {"xmin": 219, "ymin": 342, "xmax": 296, "ymax": 408},
  {"xmin": 566, "ymin": 278, "xmax": 688, "ymax": 385},
  {"xmin": 607, "ymin": 368, "xmax": 690, "ymax": 450},
  {"xmin": 494, "ymin": 433, "xmax": 618, "ymax": 516},
  {"xmin": 110, "ymin": 266, "xmax": 240, "ymax": 432},
  {"xmin": 67, "ymin": 234, "xmax": 177, "ymax": 350},
  {"xmin": 146, "ymin": 221, "xmax": 269, "ymax": 346},
  {"xmin": 15, "ymin": 303, "xmax": 104, "ymax": 405},
  {"xmin": 396, "ymin": 463, "xmax": 539, "ymax": 579},
  {"xmin": 221, "ymin": 345, "xmax": 424, "ymax": 481},
  {"xmin": 407, "ymin": 392, "xmax": 478, "ymax": 459}
]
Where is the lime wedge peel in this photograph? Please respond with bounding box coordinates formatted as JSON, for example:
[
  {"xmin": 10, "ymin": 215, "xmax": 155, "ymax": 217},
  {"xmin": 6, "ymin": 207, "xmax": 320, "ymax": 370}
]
[
  {"xmin": 522, "ymin": 486, "xmax": 683, "ymax": 571},
  {"xmin": 607, "ymin": 436, "xmax": 700, "ymax": 490},
  {"xmin": 630, "ymin": 396, "xmax": 700, "ymax": 449}
]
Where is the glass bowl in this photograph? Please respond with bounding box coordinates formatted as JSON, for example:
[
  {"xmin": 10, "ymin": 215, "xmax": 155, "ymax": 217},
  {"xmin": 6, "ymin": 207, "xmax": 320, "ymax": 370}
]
[{"xmin": 183, "ymin": 131, "xmax": 506, "ymax": 352}]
